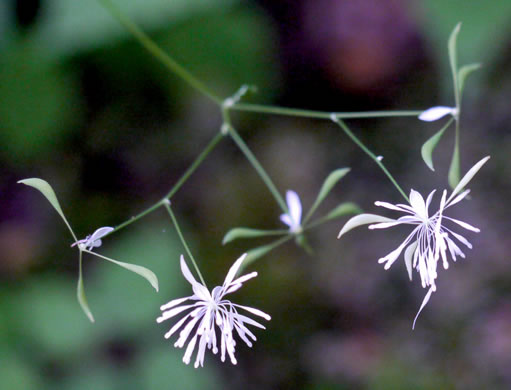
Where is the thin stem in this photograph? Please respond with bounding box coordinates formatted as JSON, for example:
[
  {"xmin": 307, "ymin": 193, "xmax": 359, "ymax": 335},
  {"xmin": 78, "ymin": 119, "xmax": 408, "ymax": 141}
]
[
  {"xmin": 110, "ymin": 132, "xmax": 223, "ymax": 236},
  {"xmin": 227, "ymin": 126, "xmax": 288, "ymax": 213},
  {"xmin": 98, "ymin": 0, "xmax": 222, "ymax": 104},
  {"xmin": 232, "ymin": 103, "xmax": 423, "ymax": 120},
  {"xmin": 112, "ymin": 201, "xmax": 164, "ymax": 234},
  {"xmin": 332, "ymin": 117, "xmax": 409, "ymax": 203},
  {"xmin": 163, "ymin": 132, "xmax": 224, "ymax": 199},
  {"xmin": 164, "ymin": 202, "xmax": 207, "ymax": 287}
]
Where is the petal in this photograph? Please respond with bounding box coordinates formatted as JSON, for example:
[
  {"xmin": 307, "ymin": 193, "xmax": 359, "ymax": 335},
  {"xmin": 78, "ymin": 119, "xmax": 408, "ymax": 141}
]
[
  {"xmin": 230, "ymin": 271, "xmax": 258, "ymax": 287},
  {"xmin": 160, "ymin": 296, "xmax": 191, "ymax": 311},
  {"xmin": 409, "ymin": 189, "xmax": 427, "ymax": 219},
  {"xmin": 180, "ymin": 255, "xmax": 199, "ymax": 286},
  {"xmin": 286, "ymin": 190, "xmax": 302, "ymax": 226},
  {"xmin": 418, "ymin": 106, "xmax": 456, "ymax": 122},
  {"xmin": 404, "ymin": 241, "xmax": 418, "ymax": 281},
  {"xmin": 192, "ymin": 283, "xmax": 212, "ymax": 302},
  {"xmin": 412, "ymin": 287, "xmax": 434, "ymax": 329},
  {"xmin": 443, "ymin": 216, "xmax": 480, "ymax": 232},
  {"xmin": 378, "ymin": 227, "xmax": 419, "ymax": 269},
  {"xmin": 183, "ymin": 334, "xmax": 198, "ymax": 365},
  {"xmin": 164, "ymin": 312, "xmax": 194, "ymax": 339},
  {"xmin": 448, "ymin": 229, "xmax": 473, "ymax": 249},
  {"xmin": 223, "ymin": 253, "xmax": 247, "ymax": 288},
  {"xmin": 233, "ymin": 304, "xmax": 271, "ymax": 321},
  {"xmin": 425, "ymin": 190, "xmax": 437, "ymax": 212},
  {"xmin": 194, "ymin": 333, "xmax": 208, "ymax": 368},
  {"xmin": 378, "ymin": 242, "xmax": 408, "ymax": 270},
  {"xmin": 369, "ymin": 220, "xmax": 406, "ymax": 229},
  {"xmin": 445, "ymin": 189, "xmax": 470, "ymax": 208},
  {"xmin": 175, "ymin": 314, "xmax": 203, "ymax": 348},
  {"xmin": 374, "ymin": 201, "xmax": 413, "ymax": 213},
  {"xmin": 280, "ymin": 214, "xmax": 292, "ymax": 227},
  {"xmin": 448, "ymin": 156, "xmax": 490, "ymax": 202},
  {"xmin": 157, "ymin": 303, "xmax": 197, "ymax": 323},
  {"xmin": 88, "ymin": 226, "xmax": 114, "ymax": 245}
]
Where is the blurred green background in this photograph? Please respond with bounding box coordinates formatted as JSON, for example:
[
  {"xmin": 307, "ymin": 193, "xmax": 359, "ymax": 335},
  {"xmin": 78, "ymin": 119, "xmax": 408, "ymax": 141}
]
[{"xmin": 1, "ymin": 0, "xmax": 511, "ymax": 389}]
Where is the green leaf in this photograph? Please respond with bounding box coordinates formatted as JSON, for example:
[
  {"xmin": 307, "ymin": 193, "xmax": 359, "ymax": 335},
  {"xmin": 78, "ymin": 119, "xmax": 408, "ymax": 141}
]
[
  {"xmin": 222, "ymin": 227, "xmax": 286, "ymax": 245},
  {"xmin": 86, "ymin": 250, "xmax": 159, "ymax": 292},
  {"xmin": 337, "ymin": 214, "xmax": 395, "ymax": 239},
  {"xmin": 242, "ymin": 237, "xmax": 291, "ymax": 269},
  {"xmin": 448, "ymin": 22, "xmax": 462, "ymax": 96},
  {"xmin": 323, "ymin": 202, "xmax": 362, "ymax": 222},
  {"xmin": 295, "ymin": 234, "xmax": 313, "ymax": 255},
  {"xmin": 458, "ymin": 63, "xmax": 481, "ymax": 94},
  {"xmin": 304, "ymin": 168, "xmax": 350, "ymax": 223},
  {"xmin": 421, "ymin": 118, "xmax": 454, "ymax": 171},
  {"xmin": 77, "ymin": 251, "xmax": 95, "ymax": 323},
  {"xmin": 448, "ymin": 140, "xmax": 461, "ymax": 189},
  {"xmin": 18, "ymin": 178, "xmax": 76, "ymax": 240}
]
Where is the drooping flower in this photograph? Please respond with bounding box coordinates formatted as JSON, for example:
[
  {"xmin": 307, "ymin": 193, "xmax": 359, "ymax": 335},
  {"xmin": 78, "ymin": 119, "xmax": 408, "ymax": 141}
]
[
  {"xmin": 280, "ymin": 190, "xmax": 302, "ymax": 233},
  {"xmin": 418, "ymin": 106, "xmax": 458, "ymax": 122},
  {"xmin": 71, "ymin": 226, "xmax": 114, "ymax": 251},
  {"xmin": 157, "ymin": 254, "xmax": 271, "ymax": 368},
  {"xmin": 338, "ymin": 156, "xmax": 489, "ymax": 328}
]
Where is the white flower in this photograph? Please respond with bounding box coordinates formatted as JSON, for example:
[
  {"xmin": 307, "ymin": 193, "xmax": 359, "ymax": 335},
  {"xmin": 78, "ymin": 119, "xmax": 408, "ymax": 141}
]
[
  {"xmin": 280, "ymin": 190, "xmax": 302, "ymax": 233},
  {"xmin": 338, "ymin": 156, "xmax": 489, "ymax": 328},
  {"xmin": 71, "ymin": 226, "xmax": 114, "ymax": 251},
  {"xmin": 156, "ymin": 254, "xmax": 271, "ymax": 368},
  {"xmin": 418, "ymin": 106, "xmax": 458, "ymax": 122}
]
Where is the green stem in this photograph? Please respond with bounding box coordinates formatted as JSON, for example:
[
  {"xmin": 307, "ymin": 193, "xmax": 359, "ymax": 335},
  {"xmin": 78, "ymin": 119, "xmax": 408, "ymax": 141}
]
[
  {"xmin": 164, "ymin": 202, "xmax": 206, "ymax": 287},
  {"xmin": 98, "ymin": 0, "xmax": 222, "ymax": 104},
  {"xmin": 112, "ymin": 201, "xmax": 164, "ymax": 234},
  {"xmin": 163, "ymin": 132, "xmax": 224, "ymax": 199},
  {"xmin": 227, "ymin": 126, "xmax": 288, "ymax": 213},
  {"xmin": 232, "ymin": 103, "xmax": 422, "ymax": 120},
  {"xmin": 110, "ymin": 133, "xmax": 223, "ymax": 235},
  {"xmin": 332, "ymin": 117, "xmax": 409, "ymax": 203}
]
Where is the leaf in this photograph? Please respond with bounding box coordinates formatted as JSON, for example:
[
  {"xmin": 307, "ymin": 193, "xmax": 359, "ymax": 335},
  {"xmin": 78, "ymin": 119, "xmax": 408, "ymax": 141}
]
[
  {"xmin": 448, "ymin": 156, "xmax": 490, "ymax": 202},
  {"xmin": 77, "ymin": 251, "xmax": 95, "ymax": 322},
  {"xmin": 323, "ymin": 202, "xmax": 362, "ymax": 222},
  {"xmin": 241, "ymin": 237, "xmax": 291, "ymax": 269},
  {"xmin": 86, "ymin": 250, "xmax": 159, "ymax": 292},
  {"xmin": 222, "ymin": 227, "xmax": 287, "ymax": 245},
  {"xmin": 448, "ymin": 22, "xmax": 462, "ymax": 95},
  {"xmin": 421, "ymin": 118, "xmax": 454, "ymax": 171},
  {"xmin": 304, "ymin": 168, "xmax": 350, "ymax": 223},
  {"xmin": 18, "ymin": 178, "xmax": 76, "ymax": 240},
  {"xmin": 295, "ymin": 234, "xmax": 313, "ymax": 255},
  {"xmin": 448, "ymin": 140, "xmax": 461, "ymax": 189},
  {"xmin": 337, "ymin": 214, "xmax": 395, "ymax": 239},
  {"xmin": 458, "ymin": 63, "xmax": 481, "ymax": 94}
]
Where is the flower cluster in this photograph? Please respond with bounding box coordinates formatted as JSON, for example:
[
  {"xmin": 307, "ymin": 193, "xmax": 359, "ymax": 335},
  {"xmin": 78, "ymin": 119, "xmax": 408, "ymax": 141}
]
[
  {"xmin": 338, "ymin": 156, "xmax": 489, "ymax": 328},
  {"xmin": 157, "ymin": 254, "xmax": 271, "ymax": 367}
]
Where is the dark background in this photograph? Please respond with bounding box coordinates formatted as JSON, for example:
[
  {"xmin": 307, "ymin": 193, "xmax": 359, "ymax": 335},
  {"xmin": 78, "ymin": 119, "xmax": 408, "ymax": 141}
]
[{"xmin": 1, "ymin": 0, "xmax": 511, "ymax": 389}]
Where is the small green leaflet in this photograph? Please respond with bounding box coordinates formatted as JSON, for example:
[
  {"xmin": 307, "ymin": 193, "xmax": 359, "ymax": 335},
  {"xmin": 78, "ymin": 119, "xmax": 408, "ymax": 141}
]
[
  {"xmin": 421, "ymin": 117, "xmax": 454, "ymax": 171},
  {"xmin": 18, "ymin": 178, "xmax": 77, "ymax": 241},
  {"xmin": 222, "ymin": 227, "xmax": 287, "ymax": 245},
  {"xmin": 304, "ymin": 168, "xmax": 350, "ymax": 223}
]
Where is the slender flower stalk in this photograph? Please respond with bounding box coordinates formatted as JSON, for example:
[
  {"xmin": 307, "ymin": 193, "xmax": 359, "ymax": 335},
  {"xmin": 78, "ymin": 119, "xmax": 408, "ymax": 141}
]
[
  {"xmin": 338, "ymin": 156, "xmax": 489, "ymax": 328},
  {"xmin": 157, "ymin": 254, "xmax": 271, "ymax": 367}
]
